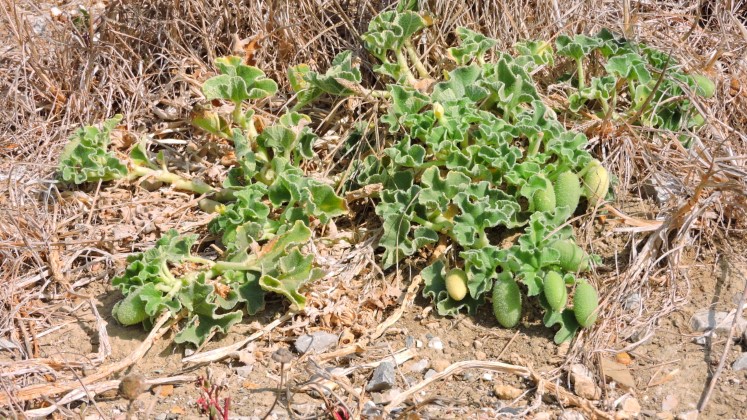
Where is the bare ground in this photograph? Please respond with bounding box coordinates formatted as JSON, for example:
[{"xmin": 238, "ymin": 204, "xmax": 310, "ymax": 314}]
[{"xmin": 2, "ymin": 0, "xmax": 747, "ymax": 419}]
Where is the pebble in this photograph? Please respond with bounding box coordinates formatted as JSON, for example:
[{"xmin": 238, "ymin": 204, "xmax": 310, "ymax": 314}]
[
  {"xmin": 621, "ymin": 397, "xmax": 641, "ymax": 416},
  {"xmin": 661, "ymin": 394, "xmax": 678, "ymax": 412},
  {"xmin": 570, "ymin": 363, "xmax": 601, "ymax": 400},
  {"xmin": 482, "ymin": 373, "xmax": 493, "ymax": 381},
  {"xmin": 371, "ymin": 388, "xmax": 400, "ymax": 404},
  {"xmin": 690, "ymin": 310, "xmax": 747, "ymax": 334},
  {"xmin": 235, "ymin": 366, "xmax": 253, "ymax": 377},
  {"xmin": 656, "ymin": 412, "xmax": 674, "ymax": 420},
  {"xmin": 366, "ymin": 361, "xmax": 396, "ymax": 392},
  {"xmin": 295, "ymin": 332, "xmax": 338, "ymax": 354},
  {"xmin": 676, "ymin": 410, "xmax": 698, "ymax": 420},
  {"xmin": 475, "ymin": 350, "xmax": 487, "ymax": 360},
  {"xmin": 428, "ymin": 337, "xmax": 444, "ymax": 351},
  {"xmin": 558, "ymin": 410, "xmax": 586, "ymax": 420},
  {"xmin": 431, "ymin": 358, "xmax": 450, "ymax": 373},
  {"xmin": 473, "ymin": 340, "xmax": 483, "ymax": 349},
  {"xmin": 424, "ymin": 369, "xmax": 437, "ymax": 380},
  {"xmin": 732, "ymin": 352, "xmax": 747, "ymax": 371},
  {"xmin": 623, "ymin": 293, "xmax": 642, "ymax": 311},
  {"xmin": 493, "ymin": 384, "xmax": 522, "ymax": 400},
  {"xmin": 361, "ymin": 400, "xmax": 380, "ymax": 417},
  {"xmin": 407, "ymin": 359, "xmax": 430, "ymax": 374},
  {"xmin": 405, "ymin": 336, "xmax": 416, "ymax": 348},
  {"xmin": 183, "ymin": 348, "xmax": 195, "ymax": 357}
]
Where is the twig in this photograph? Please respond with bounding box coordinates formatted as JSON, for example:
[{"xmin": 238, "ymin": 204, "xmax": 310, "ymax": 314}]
[
  {"xmin": 182, "ymin": 312, "xmax": 293, "ymax": 365},
  {"xmin": 21, "ymin": 375, "xmax": 197, "ymax": 418},
  {"xmin": 697, "ymin": 267, "xmax": 747, "ymax": 412},
  {"xmin": 0, "ymin": 311, "xmax": 175, "ymax": 405}
]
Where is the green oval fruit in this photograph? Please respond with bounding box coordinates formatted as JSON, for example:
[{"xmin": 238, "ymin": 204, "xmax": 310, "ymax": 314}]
[
  {"xmin": 112, "ymin": 291, "xmax": 148, "ymax": 326},
  {"xmin": 492, "ymin": 273, "xmax": 522, "ymax": 328},
  {"xmin": 554, "ymin": 171, "xmax": 581, "ymax": 217},
  {"xmin": 583, "ymin": 160, "xmax": 610, "ymax": 207},
  {"xmin": 533, "ymin": 185, "xmax": 556, "ymax": 212},
  {"xmin": 549, "ymin": 239, "xmax": 589, "ymax": 272},
  {"xmin": 445, "ymin": 268, "xmax": 469, "ymax": 301},
  {"xmin": 573, "ymin": 282, "xmax": 599, "ymax": 327},
  {"xmin": 543, "ymin": 271, "xmax": 567, "ymax": 312},
  {"xmin": 691, "ymin": 74, "xmax": 715, "ymax": 98}
]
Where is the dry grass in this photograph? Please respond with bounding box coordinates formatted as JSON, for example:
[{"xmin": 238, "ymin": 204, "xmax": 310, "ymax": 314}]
[{"xmin": 1, "ymin": 0, "xmax": 747, "ymax": 415}]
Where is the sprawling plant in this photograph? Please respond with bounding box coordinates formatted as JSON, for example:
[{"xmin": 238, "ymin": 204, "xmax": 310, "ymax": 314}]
[
  {"xmin": 289, "ymin": 3, "xmax": 712, "ymax": 342},
  {"xmin": 58, "ymin": 1, "xmax": 713, "ymax": 345},
  {"xmin": 58, "ymin": 57, "xmax": 345, "ymax": 346}
]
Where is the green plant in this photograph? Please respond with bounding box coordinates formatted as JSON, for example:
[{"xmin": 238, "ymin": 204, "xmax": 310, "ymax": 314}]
[
  {"xmin": 58, "ymin": 58, "xmax": 346, "ymax": 347},
  {"xmin": 288, "ymin": 3, "xmax": 618, "ymax": 342},
  {"xmin": 573, "ymin": 281, "xmax": 599, "ymax": 327}
]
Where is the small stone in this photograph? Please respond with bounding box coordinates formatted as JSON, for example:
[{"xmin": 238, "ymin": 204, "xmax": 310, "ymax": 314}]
[
  {"xmin": 155, "ymin": 414, "xmax": 167, "ymax": 420},
  {"xmin": 623, "ymin": 293, "xmax": 642, "ymax": 311},
  {"xmin": 366, "ymin": 361, "xmax": 396, "ymax": 392},
  {"xmin": 656, "ymin": 412, "xmax": 674, "ymax": 420},
  {"xmin": 460, "ymin": 371, "xmax": 475, "ymax": 381},
  {"xmin": 620, "ymin": 397, "xmax": 641, "ymax": 417},
  {"xmin": 428, "ymin": 337, "xmax": 444, "ymax": 351},
  {"xmin": 690, "ymin": 310, "xmax": 747, "ymax": 334},
  {"xmin": 235, "ymin": 365, "xmax": 253, "ymax": 377},
  {"xmin": 558, "ymin": 410, "xmax": 585, "ymax": 420},
  {"xmin": 431, "ymin": 358, "xmax": 450, "ymax": 373},
  {"xmin": 692, "ymin": 335, "xmax": 708, "ymax": 345},
  {"xmin": 661, "ymin": 395, "xmax": 678, "ymax": 412},
  {"xmin": 473, "ymin": 340, "xmax": 483, "ymax": 349},
  {"xmin": 676, "ymin": 410, "xmax": 698, "ymax": 420},
  {"xmin": 371, "ymin": 388, "xmax": 400, "ymax": 404},
  {"xmin": 154, "ymin": 384, "xmax": 174, "ymax": 398},
  {"xmin": 405, "ymin": 336, "xmax": 416, "ymax": 348},
  {"xmin": 494, "ymin": 384, "xmax": 522, "ymax": 400},
  {"xmin": 424, "ymin": 369, "xmax": 437, "ymax": 380},
  {"xmin": 732, "ymin": 352, "xmax": 747, "ymax": 371},
  {"xmin": 183, "ymin": 348, "xmax": 195, "ymax": 357},
  {"xmin": 475, "ymin": 350, "xmax": 487, "ymax": 360},
  {"xmin": 601, "ymin": 358, "xmax": 636, "ymax": 390},
  {"xmin": 415, "ymin": 339, "xmax": 423, "ymax": 348},
  {"xmin": 294, "ymin": 332, "xmax": 338, "ymax": 354},
  {"xmin": 407, "ymin": 359, "xmax": 429, "ymax": 374},
  {"xmin": 615, "ymin": 352, "xmax": 633, "ymax": 366},
  {"xmin": 570, "ymin": 363, "xmax": 601, "ymax": 400},
  {"xmin": 482, "ymin": 373, "xmax": 493, "ymax": 381},
  {"xmin": 119, "ymin": 374, "xmax": 147, "ymax": 401},
  {"xmin": 362, "ymin": 400, "xmax": 380, "ymax": 417}
]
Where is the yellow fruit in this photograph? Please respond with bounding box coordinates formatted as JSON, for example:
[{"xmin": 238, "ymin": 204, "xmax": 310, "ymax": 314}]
[{"xmin": 445, "ymin": 268, "xmax": 468, "ymax": 301}]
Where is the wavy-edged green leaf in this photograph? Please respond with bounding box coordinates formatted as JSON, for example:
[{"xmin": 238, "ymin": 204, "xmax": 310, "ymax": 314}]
[
  {"xmin": 448, "ymin": 27, "xmax": 498, "ymax": 65},
  {"xmin": 58, "ymin": 115, "xmax": 128, "ymax": 184},
  {"xmin": 203, "ymin": 56, "xmax": 278, "ymax": 103}
]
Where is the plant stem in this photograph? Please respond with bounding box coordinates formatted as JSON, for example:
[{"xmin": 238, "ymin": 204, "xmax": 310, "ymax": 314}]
[
  {"xmin": 576, "ymin": 59, "xmax": 585, "ymax": 90},
  {"xmin": 131, "ymin": 166, "xmax": 215, "ymax": 195},
  {"xmin": 404, "ymin": 39, "xmax": 430, "ymax": 79},
  {"xmin": 395, "ymin": 48, "xmax": 419, "ymax": 86}
]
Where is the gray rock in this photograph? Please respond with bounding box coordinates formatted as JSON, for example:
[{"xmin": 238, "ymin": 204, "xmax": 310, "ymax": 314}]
[
  {"xmin": 405, "ymin": 335, "xmax": 416, "ymax": 348},
  {"xmin": 690, "ymin": 310, "xmax": 747, "ymax": 334},
  {"xmin": 183, "ymin": 347, "xmax": 195, "ymax": 357},
  {"xmin": 733, "ymin": 352, "xmax": 747, "ymax": 371},
  {"xmin": 366, "ymin": 361, "xmax": 396, "ymax": 392},
  {"xmin": 424, "ymin": 369, "xmax": 437, "ymax": 380},
  {"xmin": 428, "ymin": 337, "xmax": 444, "ymax": 350},
  {"xmin": 294, "ymin": 332, "xmax": 338, "ymax": 354},
  {"xmin": 155, "ymin": 414, "xmax": 167, "ymax": 420},
  {"xmin": 482, "ymin": 373, "xmax": 493, "ymax": 381},
  {"xmin": 692, "ymin": 335, "xmax": 709, "ymax": 345},
  {"xmin": 558, "ymin": 410, "xmax": 586, "ymax": 420}
]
